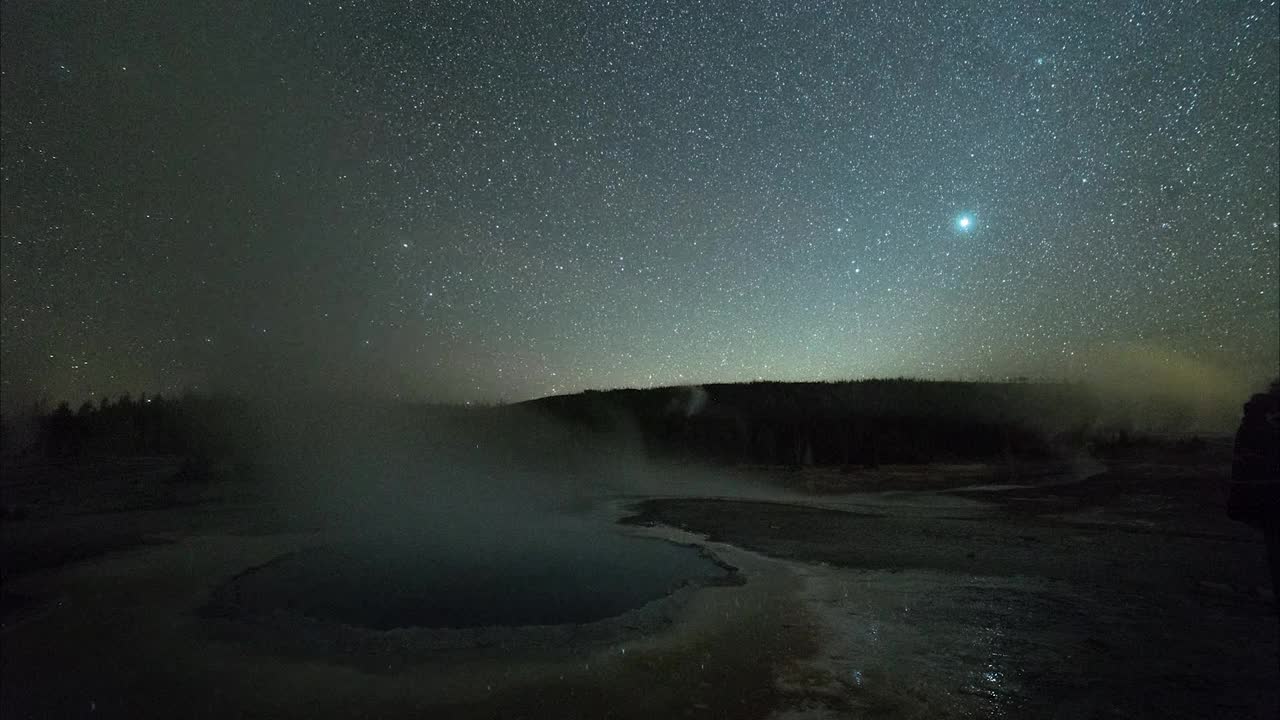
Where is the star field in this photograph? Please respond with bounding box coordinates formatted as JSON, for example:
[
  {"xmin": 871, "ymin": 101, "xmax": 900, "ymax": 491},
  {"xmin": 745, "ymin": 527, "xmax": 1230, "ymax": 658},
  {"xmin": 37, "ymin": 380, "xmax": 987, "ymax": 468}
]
[{"xmin": 2, "ymin": 0, "xmax": 1277, "ymax": 405}]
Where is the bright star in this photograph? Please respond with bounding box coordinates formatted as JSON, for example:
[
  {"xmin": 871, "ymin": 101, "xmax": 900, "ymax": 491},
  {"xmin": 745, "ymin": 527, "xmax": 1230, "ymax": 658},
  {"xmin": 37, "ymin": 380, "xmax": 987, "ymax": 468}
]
[{"xmin": 955, "ymin": 213, "xmax": 975, "ymax": 232}]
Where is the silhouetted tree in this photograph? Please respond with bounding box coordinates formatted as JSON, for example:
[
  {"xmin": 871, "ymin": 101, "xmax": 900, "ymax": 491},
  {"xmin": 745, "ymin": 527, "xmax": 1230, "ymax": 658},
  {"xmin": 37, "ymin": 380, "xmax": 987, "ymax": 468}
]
[{"xmin": 43, "ymin": 402, "xmax": 82, "ymax": 457}]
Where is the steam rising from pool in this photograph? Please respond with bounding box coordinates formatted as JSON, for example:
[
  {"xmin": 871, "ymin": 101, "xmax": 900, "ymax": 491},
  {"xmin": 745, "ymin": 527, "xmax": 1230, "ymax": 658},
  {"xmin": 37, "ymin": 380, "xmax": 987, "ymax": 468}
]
[{"xmin": 193, "ymin": 396, "xmax": 763, "ymax": 643}]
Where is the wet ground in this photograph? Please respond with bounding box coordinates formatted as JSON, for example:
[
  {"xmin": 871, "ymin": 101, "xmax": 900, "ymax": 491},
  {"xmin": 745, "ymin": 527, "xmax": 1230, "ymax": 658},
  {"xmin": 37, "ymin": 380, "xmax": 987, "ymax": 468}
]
[
  {"xmin": 622, "ymin": 443, "xmax": 1278, "ymax": 718},
  {"xmin": 2, "ymin": 442, "xmax": 1277, "ymax": 718}
]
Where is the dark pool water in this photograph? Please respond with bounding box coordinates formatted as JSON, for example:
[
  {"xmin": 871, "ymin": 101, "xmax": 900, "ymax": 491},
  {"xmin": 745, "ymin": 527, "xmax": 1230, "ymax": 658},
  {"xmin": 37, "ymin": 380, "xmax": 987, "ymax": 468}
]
[{"xmin": 222, "ymin": 532, "xmax": 733, "ymax": 630}]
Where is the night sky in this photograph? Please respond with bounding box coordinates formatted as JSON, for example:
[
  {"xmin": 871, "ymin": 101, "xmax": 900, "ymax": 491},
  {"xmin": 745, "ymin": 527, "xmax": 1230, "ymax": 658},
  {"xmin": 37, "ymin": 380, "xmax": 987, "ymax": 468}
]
[{"xmin": 2, "ymin": 0, "xmax": 1277, "ymax": 406}]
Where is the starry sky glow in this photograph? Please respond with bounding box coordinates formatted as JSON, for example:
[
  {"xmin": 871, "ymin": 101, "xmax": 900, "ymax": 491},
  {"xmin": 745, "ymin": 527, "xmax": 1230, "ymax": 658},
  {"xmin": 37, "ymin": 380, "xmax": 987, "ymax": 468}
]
[{"xmin": 2, "ymin": 0, "xmax": 1277, "ymax": 404}]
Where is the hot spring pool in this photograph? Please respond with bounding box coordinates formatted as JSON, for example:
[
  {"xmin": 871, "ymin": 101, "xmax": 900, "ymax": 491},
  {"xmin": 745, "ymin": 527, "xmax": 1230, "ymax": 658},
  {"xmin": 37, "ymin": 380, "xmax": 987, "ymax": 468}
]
[{"xmin": 211, "ymin": 531, "xmax": 735, "ymax": 632}]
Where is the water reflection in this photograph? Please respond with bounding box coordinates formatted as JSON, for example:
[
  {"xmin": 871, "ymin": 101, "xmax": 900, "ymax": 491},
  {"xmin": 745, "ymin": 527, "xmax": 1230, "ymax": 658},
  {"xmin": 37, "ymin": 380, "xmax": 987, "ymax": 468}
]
[{"xmin": 961, "ymin": 620, "xmax": 1022, "ymax": 717}]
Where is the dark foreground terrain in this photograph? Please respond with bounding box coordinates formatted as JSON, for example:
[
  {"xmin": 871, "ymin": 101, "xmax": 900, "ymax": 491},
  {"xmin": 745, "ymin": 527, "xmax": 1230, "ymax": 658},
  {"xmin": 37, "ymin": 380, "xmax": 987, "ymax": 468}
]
[
  {"xmin": 2, "ymin": 439, "xmax": 1276, "ymax": 718},
  {"xmin": 624, "ymin": 441, "xmax": 1277, "ymax": 718}
]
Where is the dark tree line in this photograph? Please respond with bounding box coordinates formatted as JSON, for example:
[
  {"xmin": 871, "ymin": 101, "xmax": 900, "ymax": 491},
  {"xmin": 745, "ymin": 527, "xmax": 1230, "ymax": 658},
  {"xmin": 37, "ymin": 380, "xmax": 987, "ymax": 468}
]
[
  {"xmin": 17, "ymin": 393, "xmax": 256, "ymax": 464},
  {"xmin": 520, "ymin": 379, "xmax": 1103, "ymax": 466},
  {"xmin": 10, "ymin": 378, "xmax": 1207, "ymax": 473}
]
